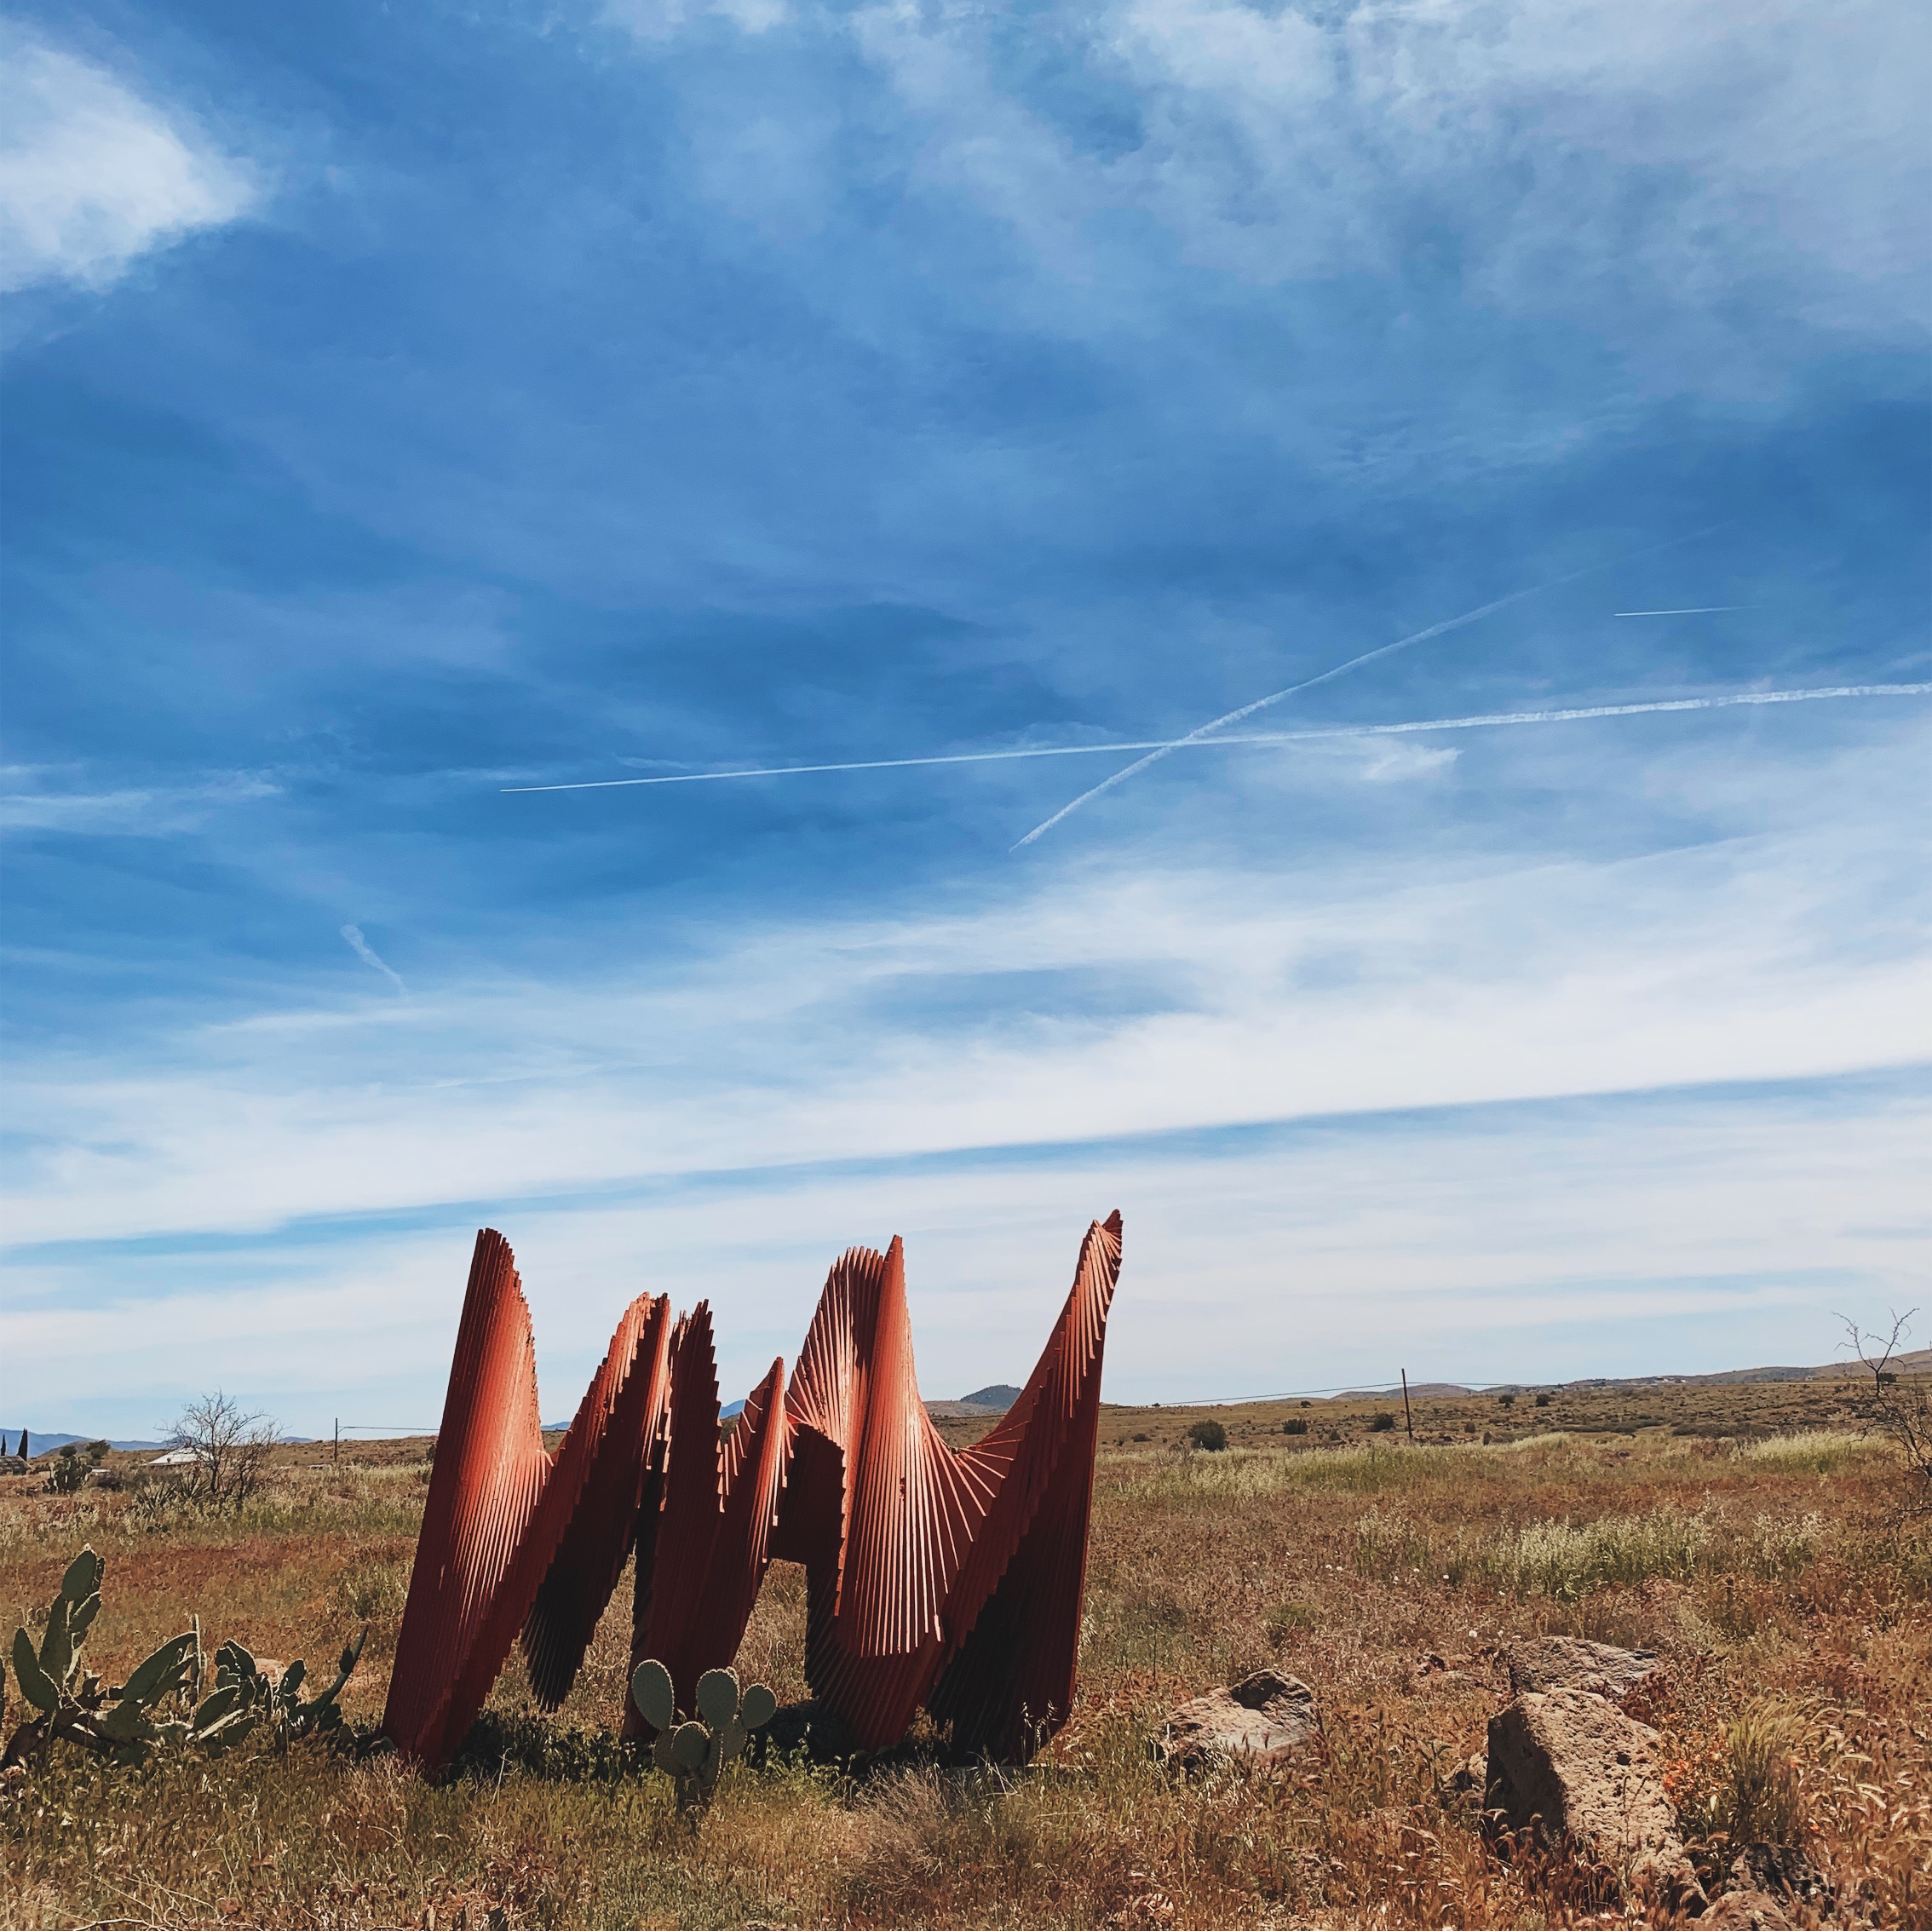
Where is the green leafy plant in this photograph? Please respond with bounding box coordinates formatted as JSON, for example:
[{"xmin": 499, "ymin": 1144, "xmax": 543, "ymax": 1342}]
[
  {"xmin": 1, "ymin": 1545, "xmax": 365, "ymax": 1773},
  {"xmin": 630, "ymin": 1659, "xmax": 777, "ymax": 1811}
]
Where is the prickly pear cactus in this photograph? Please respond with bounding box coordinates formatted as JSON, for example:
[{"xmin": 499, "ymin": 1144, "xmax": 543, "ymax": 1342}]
[
  {"xmin": 0, "ymin": 1547, "xmax": 366, "ymax": 1775},
  {"xmin": 629, "ymin": 1658, "xmax": 779, "ymax": 1811}
]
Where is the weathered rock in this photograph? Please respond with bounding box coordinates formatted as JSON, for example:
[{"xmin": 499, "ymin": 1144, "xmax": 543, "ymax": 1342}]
[
  {"xmin": 1701, "ymin": 1889, "xmax": 1797, "ymax": 1930},
  {"xmin": 1730, "ymin": 1842, "xmax": 1833, "ymax": 1912},
  {"xmin": 1486, "ymin": 1687, "xmax": 1699, "ymax": 1904},
  {"xmin": 1504, "ymin": 1637, "xmax": 1664, "ymax": 1705},
  {"xmin": 1159, "ymin": 1668, "xmax": 1320, "ymax": 1769}
]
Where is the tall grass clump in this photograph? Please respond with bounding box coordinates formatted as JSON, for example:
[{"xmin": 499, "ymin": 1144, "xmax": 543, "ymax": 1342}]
[
  {"xmin": 1737, "ymin": 1429, "xmax": 1885, "ymax": 1474},
  {"xmin": 1496, "ymin": 1507, "xmax": 1710, "ymax": 1599}
]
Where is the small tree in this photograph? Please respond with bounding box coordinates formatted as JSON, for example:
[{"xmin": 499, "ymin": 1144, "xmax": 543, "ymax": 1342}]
[
  {"xmin": 1840, "ymin": 1311, "xmax": 1930, "ymax": 1520},
  {"xmin": 164, "ymin": 1393, "xmax": 279, "ymax": 1513},
  {"xmin": 1185, "ymin": 1419, "xmax": 1228, "ymax": 1452}
]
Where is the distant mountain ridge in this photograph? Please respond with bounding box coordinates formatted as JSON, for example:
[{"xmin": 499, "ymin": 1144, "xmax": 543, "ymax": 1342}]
[
  {"xmin": 1331, "ymin": 1347, "xmax": 1932, "ymax": 1403},
  {"xmin": 1, "ymin": 1433, "xmax": 167, "ymax": 1456},
  {"xmin": 14, "ymin": 1347, "xmax": 1923, "ymax": 1454}
]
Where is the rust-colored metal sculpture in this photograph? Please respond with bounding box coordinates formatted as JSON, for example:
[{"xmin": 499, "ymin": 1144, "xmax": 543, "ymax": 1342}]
[{"xmin": 382, "ymin": 1213, "xmax": 1121, "ymax": 1770}]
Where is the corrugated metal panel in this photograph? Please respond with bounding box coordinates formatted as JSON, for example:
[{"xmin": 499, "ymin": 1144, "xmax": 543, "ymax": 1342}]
[{"xmin": 385, "ymin": 1213, "xmax": 1121, "ymax": 1767}]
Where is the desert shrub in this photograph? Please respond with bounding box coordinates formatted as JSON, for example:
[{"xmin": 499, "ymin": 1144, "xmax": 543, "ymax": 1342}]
[
  {"xmin": 1534, "ymin": 1392, "xmax": 1553, "ymax": 1407},
  {"xmin": 1496, "ymin": 1506, "xmax": 1709, "ymax": 1599},
  {"xmin": 1185, "ymin": 1419, "xmax": 1227, "ymax": 1452},
  {"xmin": 1264, "ymin": 1601, "xmax": 1319, "ymax": 1645},
  {"xmin": 164, "ymin": 1392, "xmax": 278, "ymax": 1513},
  {"xmin": 1666, "ymin": 1702, "xmax": 1806, "ymax": 1848},
  {"xmin": 1282, "ymin": 1418, "xmax": 1308, "ymax": 1435},
  {"xmin": 1497, "ymin": 1394, "xmax": 1515, "ymax": 1409},
  {"xmin": 123, "ymin": 1472, "xmax": 198, "ymax": 1532},
  {"xmin": 1369, "ymin": 1413, "xmax": 1395, "ymax": 1433}
]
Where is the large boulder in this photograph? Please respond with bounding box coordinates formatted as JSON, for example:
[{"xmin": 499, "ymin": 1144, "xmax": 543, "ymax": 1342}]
[
  {"xmin": 1159, "ymin": 1668, "xmax": 1321, "ymax": 1770},
  {"xmin": 1486, "ymin": 1688, "xmax": 1699, "ymax": 1905},
  {"xmin": 1504, "ymin": 1637, "xmax": 1665, "ymax": 1706}
]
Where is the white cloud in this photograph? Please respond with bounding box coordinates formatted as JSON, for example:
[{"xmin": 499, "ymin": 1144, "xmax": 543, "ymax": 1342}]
[
  {"xmin": 0, "ymin": 769, "xmax": 279, "ymax": 835},
  {"xmin": 2, "ymin": 708, "xmax": 1926, "ymax": 1256},
  {"xmin": 604, "ymin": 0, "xmax": 790, "ymax": 43},
  {"xmin": 708, "ymin": 0, "xmax": 1923, "ymax": 417},
  {"xmin": 3, "ymin": 704, "xmax": 1926, "ymax": 1430},
  {"xmin": 0, "ymin": 26, "xmax": 257, "ymax": 295}
]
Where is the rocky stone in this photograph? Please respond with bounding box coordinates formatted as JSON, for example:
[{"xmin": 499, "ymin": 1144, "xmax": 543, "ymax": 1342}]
[
  {"xmin": 1504, "ymin": 1637, "xmax": 1665, "ymax": 1705},
  {"xmin": 1486, "ymin": 1687, "xmax": 1699, "ymax": 1904},
  {"xmin": 1700, "ymin": 1889, "xmax": 1797, "ymax": 1930},
  {"xmin": 1159, "ymin": 1667, "xmax": 1321, "ymax": 1769},
  {"xmin": 1729, "ymin": 1842, "xmax": 1833, "ymax": 1911}
]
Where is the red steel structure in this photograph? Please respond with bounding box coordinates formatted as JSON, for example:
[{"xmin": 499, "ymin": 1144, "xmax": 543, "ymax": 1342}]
[{"xmin": 383, "ymin": 1213, "xmax": 1122, "ymax": 1770}]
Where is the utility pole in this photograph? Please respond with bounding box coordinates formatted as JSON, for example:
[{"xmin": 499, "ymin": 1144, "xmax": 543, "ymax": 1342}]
[
  {"xmin": 333, "ymin": 1418, "xmax": 339, "ymax": 1467},
  {"xmin": 1400, "ymin": 1370, "xmax": 1414, "ymax": 1442}
]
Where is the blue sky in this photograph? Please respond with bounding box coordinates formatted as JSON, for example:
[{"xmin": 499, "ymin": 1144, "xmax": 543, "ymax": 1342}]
[{"xmin": 2, "ymin": 0, "xmax": 1927, "ymax": 1440}]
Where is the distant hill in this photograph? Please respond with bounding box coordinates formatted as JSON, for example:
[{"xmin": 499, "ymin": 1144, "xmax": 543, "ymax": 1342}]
[
  {"xmin": 1333, "ymin": 1347, "xmax": 1932, "ymax": 1404},
  {"xmin": 2, "ymin": 1433, "xmax": 167, "ymax": 1456},
  {"xmin": 960, "ymin": 1384, "xmax": 1023, "ymax": 1411}
]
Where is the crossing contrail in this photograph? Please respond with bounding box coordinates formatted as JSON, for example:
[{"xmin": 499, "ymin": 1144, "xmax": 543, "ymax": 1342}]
[
  {"xmin": 1614, "ymin": 606, "xmax": 1744, "ymax": 617},
  {"xmin": 498, "ymin": 683, "xmax": 1931, "ymax": 796},
  {"xmin": 1011, "ymin": 526, "xmax": 1737, "ymax": 848},
  {"xmin": 1009, "ymin": 579, "xmax": 1569, "ymax": 848}
]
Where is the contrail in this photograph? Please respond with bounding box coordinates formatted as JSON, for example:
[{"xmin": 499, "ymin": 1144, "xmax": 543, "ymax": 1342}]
[
  {"xmin": 1011, "ymin": 526, "xmax": 1736, "ymax": 849},
  {"xmin": 1614, "ymin": 606, "xmax": 1743, "ymax": 617},
  {"xmin": 341, "ymin": 923, "xmax": 405, "ymax": 992},
  {"xmin": 498, "ymin": 683, "xmax": 1931, "ymax": 795}
]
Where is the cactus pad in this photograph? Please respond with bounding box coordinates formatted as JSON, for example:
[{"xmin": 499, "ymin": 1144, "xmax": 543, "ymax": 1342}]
[
  {"xmin": 695, "ymin": 1667, "xmax": 739, "ymax": 1730},
  {"xmin": 630, "ymin": 1658, "xmax": 676, "ymax": 1733}
]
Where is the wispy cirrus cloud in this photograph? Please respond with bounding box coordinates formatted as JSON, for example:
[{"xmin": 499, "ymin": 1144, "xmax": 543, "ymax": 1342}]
[
  {"xmin": 0, "ymin": 769, "xmax": 279, "ymax": 835},
  {"xmin": 0, "ymin": 23, "xmax": 258, "ymax": 295}
]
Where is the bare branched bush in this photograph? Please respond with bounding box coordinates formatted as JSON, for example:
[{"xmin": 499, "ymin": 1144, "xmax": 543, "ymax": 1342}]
[
  {"xmin": 165, "ymin": 1390, "xmax": 279, "ymax": 1513},
  {"xmin": 1840, "ymin": 1309, "xmax": 1932, "ymax": 1518}
]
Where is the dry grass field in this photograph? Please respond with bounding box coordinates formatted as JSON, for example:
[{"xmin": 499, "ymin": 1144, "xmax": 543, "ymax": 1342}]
[{"xmin": 3, "ymin": 1374, "xmax": 1929, "ymax": 1930}]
